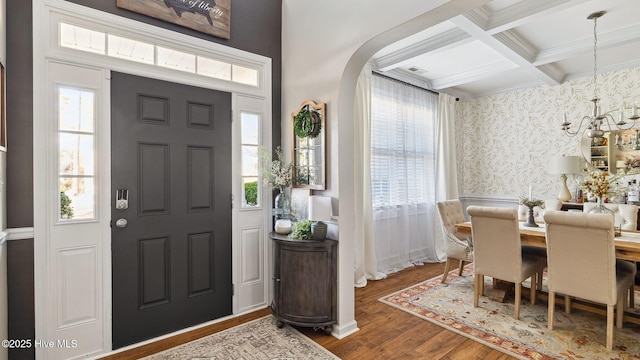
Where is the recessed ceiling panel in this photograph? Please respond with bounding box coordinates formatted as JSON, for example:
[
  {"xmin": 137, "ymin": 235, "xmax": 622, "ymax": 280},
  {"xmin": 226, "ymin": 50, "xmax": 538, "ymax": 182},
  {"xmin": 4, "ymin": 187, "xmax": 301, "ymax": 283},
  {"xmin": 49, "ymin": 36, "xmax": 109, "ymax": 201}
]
[{"xmin": 398, "ymin": 40, "xmax": 517, "ymax": 79}]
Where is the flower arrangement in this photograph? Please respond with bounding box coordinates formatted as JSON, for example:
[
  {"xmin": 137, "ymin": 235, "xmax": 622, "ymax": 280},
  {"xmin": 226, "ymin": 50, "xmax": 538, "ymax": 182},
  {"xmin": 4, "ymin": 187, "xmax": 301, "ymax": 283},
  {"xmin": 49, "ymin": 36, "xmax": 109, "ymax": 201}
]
[
  {"xmin": 260, "ymin": 146, "xmax": 292, "ymax": 190},
  {"xmin": 519, "ymin": 197, "xmax": 544, "ymax": 209},
  {"xmin": 580, "ymin": 170, "xmax": 626, "ymax": 199},
  {"xmin": 625, "ymin": 156, "xmax": 640, "ymax": 170}
]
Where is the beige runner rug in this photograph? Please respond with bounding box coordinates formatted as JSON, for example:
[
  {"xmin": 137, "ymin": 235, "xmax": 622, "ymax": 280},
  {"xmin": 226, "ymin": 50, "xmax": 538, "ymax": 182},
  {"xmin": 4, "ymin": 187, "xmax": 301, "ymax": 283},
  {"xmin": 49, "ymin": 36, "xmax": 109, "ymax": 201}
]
[{"xmin": 141, "ymin": 315, "xmax": 339, "ymax": 359}]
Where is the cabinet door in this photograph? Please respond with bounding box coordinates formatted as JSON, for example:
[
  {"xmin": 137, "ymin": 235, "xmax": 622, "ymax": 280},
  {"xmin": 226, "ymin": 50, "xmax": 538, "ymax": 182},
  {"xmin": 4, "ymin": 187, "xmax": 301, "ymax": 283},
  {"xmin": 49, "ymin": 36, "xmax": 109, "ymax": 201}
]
[{"xmin": 278, "ymin": 243, "xmax": 333, "ymax": 324}]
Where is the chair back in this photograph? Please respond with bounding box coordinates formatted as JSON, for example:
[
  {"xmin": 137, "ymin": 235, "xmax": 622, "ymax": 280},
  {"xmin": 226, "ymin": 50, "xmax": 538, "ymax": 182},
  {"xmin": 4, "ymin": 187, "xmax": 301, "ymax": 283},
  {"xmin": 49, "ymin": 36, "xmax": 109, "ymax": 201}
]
[
  {"xmin": 543, "ymin": 211, "xmax": 617, "ymax": 305},
  {"xmin": 582, "ymin": 203, "xmax": 638, "ymax": 230},
  {"xmin": 467, "ymin": 206, "xmax": 522, "ymax": 283},
  {"xmin": 437, "ymin": 200, "xmax": 465, "ymax": 237}
]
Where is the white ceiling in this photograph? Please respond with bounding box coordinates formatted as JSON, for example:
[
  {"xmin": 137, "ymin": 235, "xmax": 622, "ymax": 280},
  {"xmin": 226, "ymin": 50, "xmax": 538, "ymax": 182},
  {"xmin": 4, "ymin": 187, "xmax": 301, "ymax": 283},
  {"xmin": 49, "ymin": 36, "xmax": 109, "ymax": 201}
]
[{"xmin": 370, "ymin": 0, "xmax": 640, "ymax": 99}]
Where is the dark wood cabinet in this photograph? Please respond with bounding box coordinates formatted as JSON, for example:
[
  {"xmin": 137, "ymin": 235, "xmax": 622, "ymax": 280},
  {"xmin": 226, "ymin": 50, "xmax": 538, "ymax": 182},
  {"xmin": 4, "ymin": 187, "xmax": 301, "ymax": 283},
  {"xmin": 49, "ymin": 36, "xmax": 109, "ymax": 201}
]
[{"xmin": 270, "ymin": 233, "xmax": 337, "ymax": 334}]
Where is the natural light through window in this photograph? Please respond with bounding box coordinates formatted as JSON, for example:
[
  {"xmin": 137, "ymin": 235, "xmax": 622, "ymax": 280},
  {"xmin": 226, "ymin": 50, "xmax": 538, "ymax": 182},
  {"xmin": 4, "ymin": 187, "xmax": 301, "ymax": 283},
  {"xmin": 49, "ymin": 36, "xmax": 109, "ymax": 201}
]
[
  {"xmin": 241, "ymin": 112, "xmax": 260, "ymax": 208},
  {"xmin": 157, "ymin": 46, "xmax": 196, "ymax": 73},
  {"xmin": 58, "ymin": 86, "xmax": 97, "ymax": 220},
  {"xmin": 60, "ymin": 23, "xmax": 106, "ymax": 54},
  {"xmin": 59, "ymin": 21, "xmax": 260, "ymax": 87},
  {"xmin": 107, "ymin": 34, "xmax": 154, "ymax": 64}
]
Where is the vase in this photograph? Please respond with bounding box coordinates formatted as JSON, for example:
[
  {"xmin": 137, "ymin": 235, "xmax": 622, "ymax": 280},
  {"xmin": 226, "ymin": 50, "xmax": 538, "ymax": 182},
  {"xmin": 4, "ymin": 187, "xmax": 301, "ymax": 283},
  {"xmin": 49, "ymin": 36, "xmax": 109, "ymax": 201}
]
[
  {"xmin": 587, "ymin": 196, "xmax": 615, "ymax": 217},
  {"xmin": 523, "ymin": 207, "xmax": 538, "ymax": 227},
  {"xmin": 274, "ymin": 187, "xmax": 290, "ymax": 221}
]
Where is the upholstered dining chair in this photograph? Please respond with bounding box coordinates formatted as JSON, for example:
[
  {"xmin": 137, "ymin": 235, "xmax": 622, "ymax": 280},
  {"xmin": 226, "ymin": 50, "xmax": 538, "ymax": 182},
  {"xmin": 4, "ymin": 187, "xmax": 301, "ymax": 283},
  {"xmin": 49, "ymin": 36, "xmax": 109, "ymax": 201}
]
[
  {"xmin": 582, "ymin": 202, "xmax": 639, "ymax": 230},
  {"xmin": 436, "ymin": 199, "xmax": 473, "ymax": 283},
  {"xmin": 543, "ymin": 211, "xmax": 637, "ymax": 350},
  {"xmin": 466, "ymin": 206, "xmax": 547, "ymax": 320}
]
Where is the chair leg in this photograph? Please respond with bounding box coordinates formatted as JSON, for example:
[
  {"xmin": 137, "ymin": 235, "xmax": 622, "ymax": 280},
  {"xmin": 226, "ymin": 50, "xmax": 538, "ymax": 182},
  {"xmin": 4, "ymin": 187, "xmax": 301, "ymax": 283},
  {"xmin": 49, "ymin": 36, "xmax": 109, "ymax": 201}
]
[
  {"xmin": 564, "ymin": 295, "xmax": 571, "ymax": 314},
  {"xmin": 617, "ymin": 291, "xmax": 625, "ymax": 330},
  {"xmin": 474, "ymin": 274, "xmax": 481, "ymax": 307},
  {"xmin": 441, "ymin": 257, "xmax": 453, "ymax": 283},
  {"xmin": 457, "ymin": 259, "xmax": 465, "ymax": 276},
  {"xmin": 514, "ymin": 282, "xmax": 521, "ymax": 320},
  {"xmin": 537, "ymin": 271, "xmax": 543, "ymax": 290},
  {"xmin": 606, "ymin": 304, "xmax": 614, "ymax": 350},
  {"xmin": 530, "ymin": 274, "xmax": 537, "ymax": 305},
  {"xmin": 630, "ymin": 285, "xmax": 635, "ymax": 308},
  {"xmin": 548, "ymin": 291, "xmax": 555, "ymax": 330}
]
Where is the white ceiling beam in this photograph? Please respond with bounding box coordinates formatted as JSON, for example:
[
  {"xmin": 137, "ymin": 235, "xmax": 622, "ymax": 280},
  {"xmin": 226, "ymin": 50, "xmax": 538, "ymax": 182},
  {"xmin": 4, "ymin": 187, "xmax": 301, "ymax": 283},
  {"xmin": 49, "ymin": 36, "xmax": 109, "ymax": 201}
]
[
  {"xmin": 430, "ymin": 60, "xmax": 517, "ymax": 90},
  {"xmin": 374, "ymin": 28, "xmax": 472, "ymax": 72},
  {"xmin": 475, "ymin": 0, "xmax": 591, "ymax": 34},
  {"xmin": 533, "ymin": 24, "xmax": 640, "ymax": 66},
  {"xmin": 450, "ymin": 14, "xmax": 563, "ymax": 86}
]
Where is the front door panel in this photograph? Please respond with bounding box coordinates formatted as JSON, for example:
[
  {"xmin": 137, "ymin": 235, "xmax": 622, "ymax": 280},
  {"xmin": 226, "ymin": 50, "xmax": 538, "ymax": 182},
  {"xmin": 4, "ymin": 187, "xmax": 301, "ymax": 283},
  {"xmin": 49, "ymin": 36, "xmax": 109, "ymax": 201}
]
[{"xmin": 111, "ymin": 72, "xmax": 232, "ymax": 348}]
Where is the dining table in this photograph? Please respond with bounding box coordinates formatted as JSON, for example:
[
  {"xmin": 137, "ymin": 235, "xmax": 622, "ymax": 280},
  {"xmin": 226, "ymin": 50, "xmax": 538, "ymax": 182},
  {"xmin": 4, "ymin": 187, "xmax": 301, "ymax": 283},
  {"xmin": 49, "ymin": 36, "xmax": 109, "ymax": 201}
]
[
  {"xmin": 454, "ymin": 221, "xmax": 640, "ymax": 262},
  {"xmin": 454, "ymin": 221, "xmax": 640, "ymax": 324}
]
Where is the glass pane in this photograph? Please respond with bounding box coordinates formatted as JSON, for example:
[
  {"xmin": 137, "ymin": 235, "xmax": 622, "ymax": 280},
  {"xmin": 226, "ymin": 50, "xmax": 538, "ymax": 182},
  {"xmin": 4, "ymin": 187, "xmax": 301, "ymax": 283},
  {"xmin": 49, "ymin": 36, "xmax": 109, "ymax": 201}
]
[
  {"xmin": 241, "ymin": 113, "xmax": 259, "ymax": 145},
  {"xmin": 232, "ymin": 64, "xmax": 258, "ymax": 86},
  {"xmin": 197, "ymin": 56, "xmax": 232, "ymax": 81},
  {"xmin": 157, "ymin": 46, "xmax": 196, "ymax": 73},
  {"xmin": 60, "ymin": 177, "xmax": 95, "ymax": 220},
  {"xmin": 60, "ymin": 22, "xmax": 106, "ymax": 54},
  {"xmin": 243, "ymin": 177, "xmax": 259, "ymax": 207},
  {"xmin": 59, "ymin": 87, "xmax": 95, "ymax": 132},
  {"xmin": 108, "ymin": 34, "xmax": 154, "ymax": 64},
  {"xmin": 59, "ymin": 133, "xmax": 95, "ymax": 176},
  {"xmin": 242, "ymin": 145, "xmax": 258, "ymax": 177}
]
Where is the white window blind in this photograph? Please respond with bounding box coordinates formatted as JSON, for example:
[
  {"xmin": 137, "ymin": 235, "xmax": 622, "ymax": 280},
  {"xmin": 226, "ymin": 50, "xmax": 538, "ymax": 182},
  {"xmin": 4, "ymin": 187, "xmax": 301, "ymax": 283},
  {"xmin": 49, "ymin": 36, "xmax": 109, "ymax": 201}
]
[{"xmin": 371, "ymin": 74, "xmax": 437, "ymax": 209}]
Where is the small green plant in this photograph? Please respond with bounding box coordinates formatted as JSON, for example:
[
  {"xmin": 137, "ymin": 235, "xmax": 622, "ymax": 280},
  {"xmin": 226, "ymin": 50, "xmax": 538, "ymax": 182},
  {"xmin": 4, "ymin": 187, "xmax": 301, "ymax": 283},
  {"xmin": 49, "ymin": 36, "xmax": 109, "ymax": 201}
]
[
  {"xmin": 60, "ymin": 191, "xmax": 74, "ymax": 219},
  {"xmin": 289, "ymin": 220, "xmax": 314, "ymax": 240},
  {"xmin": 244, "ymin": 181, "xmax": 258, "ymax": 206},
  {"xmin": 293, "ymin": 107, "xmax": 322, "ymax": 138}
]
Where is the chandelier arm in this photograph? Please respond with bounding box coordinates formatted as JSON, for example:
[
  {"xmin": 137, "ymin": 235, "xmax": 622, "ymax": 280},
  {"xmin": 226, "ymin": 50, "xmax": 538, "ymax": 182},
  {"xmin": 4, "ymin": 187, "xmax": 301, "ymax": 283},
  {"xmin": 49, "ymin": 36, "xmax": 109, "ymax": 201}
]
[{"xmin": 563, "ymin": 115, "xmax": 594, "ymax": 137}]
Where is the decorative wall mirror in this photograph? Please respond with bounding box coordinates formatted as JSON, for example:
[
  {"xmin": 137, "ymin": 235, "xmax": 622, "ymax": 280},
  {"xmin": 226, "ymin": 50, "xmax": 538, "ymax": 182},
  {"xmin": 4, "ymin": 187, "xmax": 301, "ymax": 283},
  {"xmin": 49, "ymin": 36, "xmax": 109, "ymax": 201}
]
[
  {"xmin": 292, "ymin": 100, "xmax": 326, "ymax": 190},
  {"xmin": 581, "ymin": 129, "xmax": 640, "ymax": 174}
]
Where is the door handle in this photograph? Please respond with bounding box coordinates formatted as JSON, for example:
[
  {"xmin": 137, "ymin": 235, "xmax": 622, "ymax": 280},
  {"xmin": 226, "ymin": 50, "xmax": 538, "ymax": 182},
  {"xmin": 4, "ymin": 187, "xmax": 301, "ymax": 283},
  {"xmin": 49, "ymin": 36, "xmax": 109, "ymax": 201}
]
[{"xmin": 115, "ymin": 218, "xmax": 128, "ymax": 228}]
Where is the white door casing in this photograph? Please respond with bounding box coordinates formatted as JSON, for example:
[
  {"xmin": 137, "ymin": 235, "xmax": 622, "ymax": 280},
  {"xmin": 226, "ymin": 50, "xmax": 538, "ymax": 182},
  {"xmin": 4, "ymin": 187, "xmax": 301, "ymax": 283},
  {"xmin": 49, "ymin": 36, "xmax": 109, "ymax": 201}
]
[{"xmin": 33, "ymin": 1, "xmax": 273, "ymax": 358}]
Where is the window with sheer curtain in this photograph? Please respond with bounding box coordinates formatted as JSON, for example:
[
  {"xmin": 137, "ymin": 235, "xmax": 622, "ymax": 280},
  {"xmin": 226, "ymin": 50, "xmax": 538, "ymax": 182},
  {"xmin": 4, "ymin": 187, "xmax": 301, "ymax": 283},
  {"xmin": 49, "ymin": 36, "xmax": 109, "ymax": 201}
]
[{"xmin": 370, "ymin": 73, "xmax": 439, "ymax": 274}]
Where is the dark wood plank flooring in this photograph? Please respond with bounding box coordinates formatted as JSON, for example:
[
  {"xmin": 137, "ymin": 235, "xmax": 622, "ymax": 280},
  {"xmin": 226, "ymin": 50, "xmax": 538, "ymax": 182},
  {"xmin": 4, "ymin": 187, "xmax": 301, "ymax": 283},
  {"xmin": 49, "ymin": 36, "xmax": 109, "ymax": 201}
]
[{"xmin": 100, "ymin": 262, "xmax": 513, "ymax": 359}]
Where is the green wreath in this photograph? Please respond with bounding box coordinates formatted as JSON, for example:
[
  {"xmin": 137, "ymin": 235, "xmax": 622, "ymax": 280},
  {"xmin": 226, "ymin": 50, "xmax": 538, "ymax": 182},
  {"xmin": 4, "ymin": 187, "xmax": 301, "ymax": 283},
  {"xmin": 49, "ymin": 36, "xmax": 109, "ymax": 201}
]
[{"xmin": 294, "ymin": 107, "xmax": 322, "ymax": 138}]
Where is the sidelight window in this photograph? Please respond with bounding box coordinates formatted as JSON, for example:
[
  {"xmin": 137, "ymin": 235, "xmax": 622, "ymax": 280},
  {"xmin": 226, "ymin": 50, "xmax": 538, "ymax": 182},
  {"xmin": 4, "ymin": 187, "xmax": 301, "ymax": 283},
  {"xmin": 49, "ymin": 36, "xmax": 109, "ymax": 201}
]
[
  {"xmin": 241, "ymin": 112, "xmax": 261, "ymax": 208},
  {"xmin": 58, "ymin": 86, "xmax": 96, "ymax": 220}
]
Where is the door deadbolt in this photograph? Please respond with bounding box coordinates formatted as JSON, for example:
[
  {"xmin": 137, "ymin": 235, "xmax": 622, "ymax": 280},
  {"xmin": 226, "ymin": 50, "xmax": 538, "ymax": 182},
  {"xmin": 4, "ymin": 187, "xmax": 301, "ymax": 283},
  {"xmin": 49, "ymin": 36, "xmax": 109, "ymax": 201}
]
[{"xmin": 115, "ymin": 218, "xmax": 128, "ymax": 228}]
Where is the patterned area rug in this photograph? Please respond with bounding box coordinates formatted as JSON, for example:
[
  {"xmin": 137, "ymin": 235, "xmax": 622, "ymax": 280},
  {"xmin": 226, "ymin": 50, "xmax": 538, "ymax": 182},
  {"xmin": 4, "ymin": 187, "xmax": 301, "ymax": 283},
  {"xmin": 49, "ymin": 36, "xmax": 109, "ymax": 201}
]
[
  {"xmin": 379, "ymin": 265, "xmax": 640, "ymax": 360},
  {"xmin": 141, "ymin": 315, "xmax": 339, "ymax": 360}
]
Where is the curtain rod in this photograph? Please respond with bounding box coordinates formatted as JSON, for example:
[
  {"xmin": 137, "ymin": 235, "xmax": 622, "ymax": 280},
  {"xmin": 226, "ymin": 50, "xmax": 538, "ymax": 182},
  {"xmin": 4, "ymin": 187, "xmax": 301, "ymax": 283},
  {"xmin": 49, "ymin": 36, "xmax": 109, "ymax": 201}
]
[{"xmin": 372, "ymin": 71, "xmax": 439, "ymax": 96}]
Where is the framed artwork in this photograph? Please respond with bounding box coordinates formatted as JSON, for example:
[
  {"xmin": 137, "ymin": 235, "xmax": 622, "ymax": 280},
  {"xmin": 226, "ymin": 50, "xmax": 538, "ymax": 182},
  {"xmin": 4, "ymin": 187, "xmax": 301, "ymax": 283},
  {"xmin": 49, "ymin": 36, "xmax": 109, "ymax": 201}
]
[{"xmin": 117, "ymin": 0, "xmax": 231, "ymax": 39}]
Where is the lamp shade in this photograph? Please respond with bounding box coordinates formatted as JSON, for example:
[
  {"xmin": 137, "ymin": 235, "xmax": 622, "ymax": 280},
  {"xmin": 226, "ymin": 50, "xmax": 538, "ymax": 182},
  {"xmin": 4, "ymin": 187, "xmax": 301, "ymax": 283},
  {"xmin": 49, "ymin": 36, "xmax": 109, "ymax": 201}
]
[
  {"xmin": 308, "ymin": 196, "xmax": 332, "ymax": 221},
  {"xmin": 548, "ymin": 155, "xmax": 581, "ymax": 175}
]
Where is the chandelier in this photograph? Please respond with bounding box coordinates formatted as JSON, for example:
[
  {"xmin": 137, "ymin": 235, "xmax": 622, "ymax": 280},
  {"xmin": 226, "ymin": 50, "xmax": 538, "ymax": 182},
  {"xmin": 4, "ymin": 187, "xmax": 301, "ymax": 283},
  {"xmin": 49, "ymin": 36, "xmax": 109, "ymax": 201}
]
[{"xmin": 560, "ymin": 11, "xmax": 639, "ymax": 141}]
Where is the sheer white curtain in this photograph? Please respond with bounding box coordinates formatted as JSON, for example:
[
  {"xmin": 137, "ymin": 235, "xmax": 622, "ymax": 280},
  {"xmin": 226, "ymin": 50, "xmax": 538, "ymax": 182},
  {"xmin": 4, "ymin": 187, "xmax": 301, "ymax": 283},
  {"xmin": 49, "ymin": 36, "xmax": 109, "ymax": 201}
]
[
  {"xmin": 370, "ymin": 74, "xmax": 440, "ymax": 274},
  {"xmin": 353, "ymin": 65, "xmax": 386, "ymax": 287}
]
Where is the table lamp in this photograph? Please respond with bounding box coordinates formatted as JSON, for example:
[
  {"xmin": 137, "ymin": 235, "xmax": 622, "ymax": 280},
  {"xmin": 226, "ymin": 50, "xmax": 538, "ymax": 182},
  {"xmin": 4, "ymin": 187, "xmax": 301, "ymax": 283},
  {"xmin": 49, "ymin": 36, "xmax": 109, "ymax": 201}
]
[
  {"xmin": 548, "ymin": 155, "xmax": 581, "ymax": 202},
  {"xmin": 308, "ymin": 195, "xmax": 332, "ymax": 240}
]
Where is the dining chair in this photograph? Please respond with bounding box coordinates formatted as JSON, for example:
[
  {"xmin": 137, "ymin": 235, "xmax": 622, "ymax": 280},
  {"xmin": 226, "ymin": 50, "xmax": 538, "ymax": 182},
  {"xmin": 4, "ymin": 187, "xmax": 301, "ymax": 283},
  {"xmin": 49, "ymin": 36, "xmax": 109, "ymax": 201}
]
[
  {"xmin": 466, "ymin": 206, "xmax": 547, "ymax": 320},
  {"xmin": 582, "ymin": 202, "xmax": 639, "ymax": 230},
  {"xmin": 436, "ymin": 199, "xmax": 473, "ymax": 283},
  {"xmin": 543, "ymin": 211, "xmax": 636, "ymax": 350}
]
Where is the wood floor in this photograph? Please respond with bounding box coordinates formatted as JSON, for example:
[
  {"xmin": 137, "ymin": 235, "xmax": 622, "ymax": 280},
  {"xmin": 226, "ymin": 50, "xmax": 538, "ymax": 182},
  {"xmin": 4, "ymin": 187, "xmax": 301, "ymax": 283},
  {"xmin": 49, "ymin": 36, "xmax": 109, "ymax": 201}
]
[{"xmin": 100, "ymin": 262, "xmax": 514, "ymax": 359}]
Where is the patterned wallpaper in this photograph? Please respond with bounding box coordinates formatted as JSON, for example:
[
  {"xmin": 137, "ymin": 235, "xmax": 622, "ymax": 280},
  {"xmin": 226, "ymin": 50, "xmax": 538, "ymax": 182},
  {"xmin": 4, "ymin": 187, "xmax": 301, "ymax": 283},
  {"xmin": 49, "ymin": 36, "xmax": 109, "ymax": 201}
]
[{"xmin": 455, "ymin": 65, "xmax": 640, "ymax": 201}]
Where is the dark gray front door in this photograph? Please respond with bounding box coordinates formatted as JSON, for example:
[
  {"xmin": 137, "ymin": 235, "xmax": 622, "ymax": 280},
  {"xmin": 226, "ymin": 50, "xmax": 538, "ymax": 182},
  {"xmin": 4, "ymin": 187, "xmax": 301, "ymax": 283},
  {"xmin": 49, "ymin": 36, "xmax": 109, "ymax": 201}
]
[{"xmin": 111, "ymin": 72, "xmax": 232, "ymax": 348}]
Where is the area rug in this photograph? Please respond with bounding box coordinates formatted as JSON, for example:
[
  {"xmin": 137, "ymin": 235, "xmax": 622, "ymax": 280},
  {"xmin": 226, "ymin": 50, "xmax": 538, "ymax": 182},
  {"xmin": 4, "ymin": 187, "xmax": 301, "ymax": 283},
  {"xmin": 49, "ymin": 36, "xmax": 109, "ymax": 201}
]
[
  {"xmin": 379, "ymin": 265, "xmax": 640, "ymax": 360},
  {"xmin": 141, "ymin": 315, "xmax": 339, "ymax": 359}
]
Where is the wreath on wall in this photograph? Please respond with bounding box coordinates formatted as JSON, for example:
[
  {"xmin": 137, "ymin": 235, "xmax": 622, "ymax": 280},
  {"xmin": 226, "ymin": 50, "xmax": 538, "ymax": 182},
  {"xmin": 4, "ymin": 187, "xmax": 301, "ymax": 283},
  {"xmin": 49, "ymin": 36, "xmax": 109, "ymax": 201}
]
[{"xmin": 293, "ymin": 106, "xmax": 322, "ymax": 138}]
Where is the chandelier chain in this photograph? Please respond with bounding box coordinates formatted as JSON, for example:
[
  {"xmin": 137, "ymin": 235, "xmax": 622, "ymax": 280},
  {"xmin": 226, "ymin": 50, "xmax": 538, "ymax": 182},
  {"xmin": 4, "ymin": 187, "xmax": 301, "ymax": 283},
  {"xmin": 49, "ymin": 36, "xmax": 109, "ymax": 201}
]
[{"xmin": 593, "ymin": 15, "xmax": 598, "ymax": 100}]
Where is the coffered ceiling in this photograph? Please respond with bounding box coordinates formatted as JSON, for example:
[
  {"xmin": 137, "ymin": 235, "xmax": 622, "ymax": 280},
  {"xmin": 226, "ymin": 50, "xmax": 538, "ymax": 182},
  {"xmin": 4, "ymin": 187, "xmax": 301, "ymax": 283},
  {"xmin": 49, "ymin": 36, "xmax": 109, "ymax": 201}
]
[{"xmin": 370, "ymin": 0, "xmax": 640, "ymax": 99}]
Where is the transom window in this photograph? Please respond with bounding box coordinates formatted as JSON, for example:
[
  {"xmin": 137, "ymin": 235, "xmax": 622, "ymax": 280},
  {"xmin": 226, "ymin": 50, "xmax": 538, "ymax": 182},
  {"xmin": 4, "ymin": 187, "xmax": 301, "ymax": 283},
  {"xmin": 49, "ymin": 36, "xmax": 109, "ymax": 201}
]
[{"xmin": 60, "ymin": 22, "xmax": 259, "ymax": 87}]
